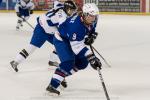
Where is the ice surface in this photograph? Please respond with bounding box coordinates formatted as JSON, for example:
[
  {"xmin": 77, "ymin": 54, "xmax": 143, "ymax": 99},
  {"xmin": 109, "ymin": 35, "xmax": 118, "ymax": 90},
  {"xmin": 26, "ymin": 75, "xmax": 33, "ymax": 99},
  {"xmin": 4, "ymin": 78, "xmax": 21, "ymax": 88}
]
[{"xmin": 0, "ymin": 12, "xmax": 150, "ymax": 100}]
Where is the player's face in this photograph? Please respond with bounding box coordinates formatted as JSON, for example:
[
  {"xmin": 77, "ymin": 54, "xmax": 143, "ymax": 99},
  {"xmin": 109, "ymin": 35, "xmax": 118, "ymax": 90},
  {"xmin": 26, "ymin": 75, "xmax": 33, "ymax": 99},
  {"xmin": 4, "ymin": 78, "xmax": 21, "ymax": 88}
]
[
  {"xmin": 67, "ymin": 8, "xmax": 76, "ymax": 16},
  {"xmin": 85, "ymin": 14, "xmax": 96, "ymax": 25}
]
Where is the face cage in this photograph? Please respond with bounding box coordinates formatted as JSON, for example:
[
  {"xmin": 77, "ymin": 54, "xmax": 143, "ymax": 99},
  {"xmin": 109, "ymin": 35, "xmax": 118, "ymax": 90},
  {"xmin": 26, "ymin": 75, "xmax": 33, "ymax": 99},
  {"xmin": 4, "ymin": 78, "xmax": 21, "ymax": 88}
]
[
  {"xmin": 83, "ymin": 12, "xmax": 98, "ymax": 17},
  {"xmin": 82, "ymin": 13, "xmax": 99, "ymax": 26}
]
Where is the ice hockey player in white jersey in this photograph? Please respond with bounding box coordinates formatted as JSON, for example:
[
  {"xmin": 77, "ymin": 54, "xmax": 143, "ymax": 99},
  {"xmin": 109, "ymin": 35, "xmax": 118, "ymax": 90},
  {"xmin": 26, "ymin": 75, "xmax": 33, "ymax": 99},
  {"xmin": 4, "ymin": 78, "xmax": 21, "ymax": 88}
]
[
  {"xmin": 15, "ymin": 0, "xmax": 34, "ymax": 29},
  {"xmin": 10, "ymin": 0, "xmax": 77, "ymax": 72}
]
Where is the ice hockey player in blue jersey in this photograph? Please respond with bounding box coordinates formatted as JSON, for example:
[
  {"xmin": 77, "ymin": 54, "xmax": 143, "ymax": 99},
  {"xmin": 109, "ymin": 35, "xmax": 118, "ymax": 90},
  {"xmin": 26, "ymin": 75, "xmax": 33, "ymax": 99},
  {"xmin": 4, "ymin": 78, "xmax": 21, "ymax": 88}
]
[
  {"xmin": 15, "ymin": 0, "xmax": 34, "ymax": 29},
  {"xmin": 46, "ymin": 3, "xmax": 102, "ymax": 95},
  {"xmin": 10, "ymin": 0, "xmax": 77, "ymax": 72}
]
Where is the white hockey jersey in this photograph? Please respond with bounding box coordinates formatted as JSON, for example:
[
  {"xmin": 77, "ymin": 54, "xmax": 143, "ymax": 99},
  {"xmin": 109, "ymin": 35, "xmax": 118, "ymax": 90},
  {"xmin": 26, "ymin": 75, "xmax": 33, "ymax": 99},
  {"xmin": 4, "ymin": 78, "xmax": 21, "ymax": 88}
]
[
  {"xmin": 15, "ymin": 0, "xmax": 34, "ymax": 12},
  {"xmin": 38, "ymin": 1, "xmax": 67, "ymax": 34}
]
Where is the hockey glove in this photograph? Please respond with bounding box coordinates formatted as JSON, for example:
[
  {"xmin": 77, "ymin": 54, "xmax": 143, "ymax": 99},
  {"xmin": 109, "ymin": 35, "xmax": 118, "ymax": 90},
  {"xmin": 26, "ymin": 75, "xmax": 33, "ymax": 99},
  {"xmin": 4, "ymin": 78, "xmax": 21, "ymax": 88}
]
[
  {"xmin": 16, "ymin": 12, "xmax": 21, "ymax": 17},
  {"xmin": 87, "ymin": 54, "xmax": 102, "ymax": 70},
  {"xmin": 89, "ymin": 32, "xmax": 98, "ymax": 39},
  {"xmin": 30, "ymin": 10, "xmax": 33, "ymax": 14},
  {"xmin": 84, "ymin": 32, "xmax": 98, "ymax": 45}
]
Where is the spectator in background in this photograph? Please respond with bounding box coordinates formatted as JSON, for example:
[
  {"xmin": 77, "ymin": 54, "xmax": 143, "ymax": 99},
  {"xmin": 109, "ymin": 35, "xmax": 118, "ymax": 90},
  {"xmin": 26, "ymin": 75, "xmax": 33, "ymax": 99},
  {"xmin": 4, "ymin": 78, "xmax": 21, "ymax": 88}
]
[
  {"xmin": 15, "ymin": 0, "xmax": 35, "ymax": 30},
  {"xmin": 75, "ymin": 0, "xmax": 83, "ymax": 11}
]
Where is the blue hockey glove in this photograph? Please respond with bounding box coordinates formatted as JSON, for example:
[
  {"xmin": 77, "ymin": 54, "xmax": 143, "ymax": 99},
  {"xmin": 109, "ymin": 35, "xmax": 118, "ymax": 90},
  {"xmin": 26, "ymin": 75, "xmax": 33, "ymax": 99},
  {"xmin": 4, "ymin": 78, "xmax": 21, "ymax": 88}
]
[{"xmin": 87, "ymin": 54, "xmax": 102, "ymax": 70}]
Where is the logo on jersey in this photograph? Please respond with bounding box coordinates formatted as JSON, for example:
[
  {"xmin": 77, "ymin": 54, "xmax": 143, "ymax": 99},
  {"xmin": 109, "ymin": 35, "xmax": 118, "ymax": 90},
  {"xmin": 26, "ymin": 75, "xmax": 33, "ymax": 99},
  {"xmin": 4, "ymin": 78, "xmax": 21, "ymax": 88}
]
[
  {"xmin": 70, "ymin": 15, "xmax": 78, "ymax": 23},
  {"xmin": 58, "ymin": 12, "xmax": 63, "ymax": 18},
  {"xmin": 72, "ymin": 33, "xmax": 76, "ymax": 40}
]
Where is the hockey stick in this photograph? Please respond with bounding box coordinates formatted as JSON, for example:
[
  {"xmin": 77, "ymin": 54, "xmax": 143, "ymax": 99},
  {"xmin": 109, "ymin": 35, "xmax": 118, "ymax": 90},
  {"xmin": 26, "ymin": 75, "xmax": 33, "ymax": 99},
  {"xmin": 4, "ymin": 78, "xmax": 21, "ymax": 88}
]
[
  {"xmin": 91, "ymin": 46, "xmax": 111, "ymax": 68},
  {"xmin": 21, "ymin": 17, "xmax": 34, "ymax": 29},
  {"xmin": 90, "ymin": 45, "xmax": 110, "ymax": 100}
]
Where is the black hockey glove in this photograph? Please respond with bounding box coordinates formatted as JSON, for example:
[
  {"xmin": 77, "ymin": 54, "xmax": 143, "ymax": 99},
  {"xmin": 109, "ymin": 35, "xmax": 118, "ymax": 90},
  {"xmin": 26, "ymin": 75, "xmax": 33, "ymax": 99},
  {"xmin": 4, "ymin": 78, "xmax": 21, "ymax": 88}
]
[
  {"xmin": 30, "ymin": 10, "xmax": 33, "ymax": 14},
  {"xmin": 89, "ymin": 32, "xmax": 98, "ymax": 39},
  {"xmin": 16, "ymin": 12, "xmax": 21, "ymax": 17},
  {"xmin": 87, "ymin": 54, "xmax": 102, "ymax": 70},
  {"xmin": 84, "ymin": 32, "xmax": 98, "ymax": 45}
]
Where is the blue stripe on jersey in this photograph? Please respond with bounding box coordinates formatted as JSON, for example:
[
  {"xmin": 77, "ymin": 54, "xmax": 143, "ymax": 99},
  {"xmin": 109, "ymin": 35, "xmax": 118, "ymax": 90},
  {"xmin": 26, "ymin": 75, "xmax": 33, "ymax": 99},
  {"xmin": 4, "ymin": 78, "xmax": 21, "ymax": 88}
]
[
  {"xmin": 46, "ymin": 10, "xmax": 55, "ymax": 18},
  {"xmin": 47, "ymin": 20, "xmax": 59, "ymax": 26},
  {"xmin": 37, "ymin": 17, "xmax": 40, "ymax": 24},
  {"xmin": 57, "ymin": 3, "xmax": 63, "ymax": 7}
]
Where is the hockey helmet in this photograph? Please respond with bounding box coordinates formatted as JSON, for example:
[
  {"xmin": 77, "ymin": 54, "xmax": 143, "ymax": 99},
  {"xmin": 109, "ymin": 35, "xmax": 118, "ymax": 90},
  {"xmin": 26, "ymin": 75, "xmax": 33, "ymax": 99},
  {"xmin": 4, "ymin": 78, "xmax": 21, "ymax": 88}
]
[
  {"xmin": 82, "ymin": 3, "xmax": 99, "ymax": 25},
  {"xmin": 82, "ymin": 3, "xmax": 99, "ymax": 16},
  {"xmin": 64, "ymin": 0, "xmax": 77, "ymax": 16}
]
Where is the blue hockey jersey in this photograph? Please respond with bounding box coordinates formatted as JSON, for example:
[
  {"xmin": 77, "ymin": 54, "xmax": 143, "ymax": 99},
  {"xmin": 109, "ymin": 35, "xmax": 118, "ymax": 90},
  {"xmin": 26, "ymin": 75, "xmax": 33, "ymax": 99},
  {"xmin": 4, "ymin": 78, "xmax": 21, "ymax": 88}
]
[
  {"xmin": 58, "ymin": 14, "xmax": 97, "ymax": 41},
  {"xmin": 57, "ymin": 14, "xmax": 97, "ymax": 55}
]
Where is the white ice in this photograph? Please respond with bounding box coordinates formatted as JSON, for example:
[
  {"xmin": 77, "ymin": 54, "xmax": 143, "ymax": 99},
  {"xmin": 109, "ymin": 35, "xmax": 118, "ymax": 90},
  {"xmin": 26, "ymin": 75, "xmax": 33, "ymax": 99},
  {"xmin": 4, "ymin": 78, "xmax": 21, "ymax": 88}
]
[{"xmin": 0, "ymin": 12, "xmax": 150, "ymax": 100}]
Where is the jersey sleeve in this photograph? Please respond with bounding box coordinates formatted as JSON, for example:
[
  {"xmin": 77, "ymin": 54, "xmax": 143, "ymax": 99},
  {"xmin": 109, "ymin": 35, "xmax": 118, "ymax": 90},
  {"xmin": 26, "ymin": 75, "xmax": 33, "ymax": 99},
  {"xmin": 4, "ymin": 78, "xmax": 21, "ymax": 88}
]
[
  {"xmin": 53, "ymin": 0, "xmax": 63, "ymax": 10},
  {"xmin": 29, "ymin": 1, "xmax": 35, "ymax": 10},
  {"xmin": 38, "ymin": 14, "xmax": 58, "ymax": 34},
  {"xmin": 15, "ymin": 1, "xmax": 21, "ymax": 12},
  {"xmin": 38, "ymin": 9, "xmax": 67, "ymax": 34},
  {"xmin": 51, "ymin": 10, "xmax": 67, "ymax": 26},
  {"xmin": 71, "ymin": 17, "xmax": 99, "ymax": 55}
]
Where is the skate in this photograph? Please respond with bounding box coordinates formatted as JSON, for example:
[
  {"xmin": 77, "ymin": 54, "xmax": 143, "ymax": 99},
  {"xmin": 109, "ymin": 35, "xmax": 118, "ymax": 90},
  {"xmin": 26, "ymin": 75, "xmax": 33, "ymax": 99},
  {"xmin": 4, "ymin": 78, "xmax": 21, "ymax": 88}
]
[
  {"xmin": 16, "ymin": 26, "xmax": 20, "ymax": 30},
  {"xmin": 46, "ymin": 85, "xmax": 60, "ymax": 96},
  {"xmin": 48, "ymin": 60, "xmax": 59, "ymax": 67},
  {"xmin": 20, "ymin": 23, "xmax": 23, "ymax": 27},
  {"xmin": 16, "ymin": 20, "xmax": 23, "ymax": 30},
  {"xmin": 48, "ymin": 51, "xmax": 60, "ymax": 67},
  {"xmin": 10, "ymin": 61, "xmax": 19, "ymax": 72},
  {"xmin": 60, "ymin": 79, "xmax": 67, "ymax": 88}
]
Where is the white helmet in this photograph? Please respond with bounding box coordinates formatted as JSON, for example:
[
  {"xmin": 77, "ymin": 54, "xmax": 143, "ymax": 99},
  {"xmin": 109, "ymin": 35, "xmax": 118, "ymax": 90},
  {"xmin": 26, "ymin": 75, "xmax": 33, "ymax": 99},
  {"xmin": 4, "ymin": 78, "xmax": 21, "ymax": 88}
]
[{"xmin": 82, "ymin": 3, "xmax": 99, "ymax": 16}]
